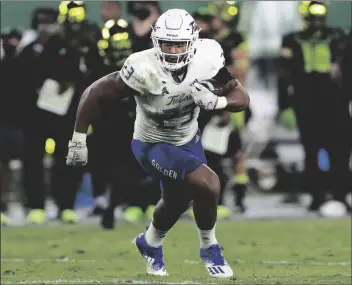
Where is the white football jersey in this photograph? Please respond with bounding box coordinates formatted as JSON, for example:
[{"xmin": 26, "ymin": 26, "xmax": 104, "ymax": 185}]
[{"xmin": 120, "ymin": 39, "xmax": 225, "ymax": 146}]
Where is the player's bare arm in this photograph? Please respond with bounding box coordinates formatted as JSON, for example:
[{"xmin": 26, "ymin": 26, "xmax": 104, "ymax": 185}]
[
  {"xmin": 223, "ymin": 78, "xmax": 250, "ymax": 112},
  {"xmin": 67, "ymin": 72, "xmax": 135, "ymax": 166},
  {"xmin": 75, "ymin": 72, "xmax": 135, "ymax": 133}
]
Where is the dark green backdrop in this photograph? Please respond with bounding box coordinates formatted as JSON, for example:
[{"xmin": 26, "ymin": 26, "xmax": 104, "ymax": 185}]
[{"xmin": 1, "ymin": 1, "xmax": 351, "ymax": 31}]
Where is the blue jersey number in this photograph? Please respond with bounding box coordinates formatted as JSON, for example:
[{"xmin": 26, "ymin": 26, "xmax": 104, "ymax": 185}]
[
  {"xmin": 157, "ymin": 106, "xmax": 195, "ymax": 130},
  {"xmin": 122, "ymin": 64, "xmax": 134, "ymax": 80}
]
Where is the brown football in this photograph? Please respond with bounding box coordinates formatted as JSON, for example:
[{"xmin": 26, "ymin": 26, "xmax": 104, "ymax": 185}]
[{"xmin": 199, "ymin": 79, "xmax": 226, "ymax": 96}]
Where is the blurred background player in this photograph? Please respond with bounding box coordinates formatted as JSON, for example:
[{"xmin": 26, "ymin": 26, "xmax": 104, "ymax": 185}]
[
  {"xmin": 127, "ymin": 1, "xmax": 161, "ymax": 53},
  {"xmin": 192, "ymin": 10, "xmax": 214, "ymax": 40},
  {"xmin": 16, "ymin": 7, "xmax": 61, "ymax": 225},
  {"xmin": 100, "ymin": 1, "xmax": 121, "ymax": 25},
  {"xmin": 196, "ymin": 1, "xmax": 250, "ymax": 218},
  {"xmin": 278, "ymin": 1, "xmax": 350, "ymax": 212},
  {"xmin": 19, "ymin": 1, "xmax": 98, "ymax": 224},
  {"xmin": 56, "ymin": 1, "xmax": 99, "ymax": 50},
  {"xmin": 339, "ymin": 28, "xmax": 352, "ymax": 201},
  {"xmin": 0, "ymin": 29, "xmax": 23, "ymax": 226}
]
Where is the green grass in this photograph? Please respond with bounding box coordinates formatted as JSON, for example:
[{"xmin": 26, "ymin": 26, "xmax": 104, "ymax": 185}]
[{"xmin": 1, "ymin": 219, "xmax": 351, "ymax": 284}]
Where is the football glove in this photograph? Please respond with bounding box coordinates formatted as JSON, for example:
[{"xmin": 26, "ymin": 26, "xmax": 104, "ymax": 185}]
[
  {"xmin": 191, "ymin": 82, "xmax": 227, "ymax": 110},
  {"xmin": 66, "ymin": 139, "xmax": 88, "ymax": 166}
]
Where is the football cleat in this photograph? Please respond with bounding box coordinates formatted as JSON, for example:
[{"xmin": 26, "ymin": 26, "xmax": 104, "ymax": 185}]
[
  {"xmin": 27, "ymin": 209, "xmax": 46, "ymax": 225},
  {"xmin": 133, "ymin": 233, "xmax": 168, "ymax": 276},
  {"xmin": 124, "ymin": 206, "xmax": 144, "ymax": 223},
  {"xmin": 60, "ymin": 209, "xmax": 79, "ymax": 224},
  {"xmin": 217, "ymin": 205, "xmax": 232, "ymax": 220},
  {"xmin": 200, "ymin": 244, "xmax": 234, "ymax": 278}
]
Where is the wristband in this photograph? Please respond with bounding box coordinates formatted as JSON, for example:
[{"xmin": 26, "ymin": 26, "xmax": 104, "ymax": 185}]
[
  {"xmin": 214, "ymin": 96, "xmax": 227, "ymax": 110},
  {"xmin": 72, "ymin": 131, "xmax": 87, "ymax": 143}
]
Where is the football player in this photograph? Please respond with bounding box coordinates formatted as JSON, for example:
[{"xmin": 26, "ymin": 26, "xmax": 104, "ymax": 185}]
[
  {"xmin": 279, "ymin": 1, "xmax": 349, "ymax": 211},
  {"xmin": 0, "ymin": 29, "xmax": 23, "ymax": 226},
  {"xmin": 67, "ymin": 9, "xmax": 249, "ymax": 278}
]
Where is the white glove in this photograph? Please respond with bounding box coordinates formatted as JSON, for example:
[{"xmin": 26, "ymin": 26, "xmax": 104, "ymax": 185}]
[
  {"xmin": 66, "ymin": 132, "xmax": 88, "ymax": 166},
  {"xmin": 191, "ymin": 82, "xmax": 227, "ymax": 110}
]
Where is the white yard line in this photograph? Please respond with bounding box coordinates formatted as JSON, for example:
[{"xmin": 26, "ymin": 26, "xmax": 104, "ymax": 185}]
[{"xmin": 1, "ymin": 258, "xmax": 350, "ymax": 267}]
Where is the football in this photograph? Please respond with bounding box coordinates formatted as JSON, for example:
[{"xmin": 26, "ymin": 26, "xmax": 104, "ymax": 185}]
[{"xmin": 199, "ymin": 79, "xmax": 226, "ymax": 96}]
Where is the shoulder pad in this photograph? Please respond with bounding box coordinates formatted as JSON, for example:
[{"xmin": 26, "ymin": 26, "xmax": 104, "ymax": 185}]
[
  {"xmin": 120, "ymin": 52, "xmax": 148, "ymax": 95},
  {"xmin": 120, "ymin": 50, "xmax": 163, "ymax": 95},
  {"xmin": 200, "ymin": 39, "xmax": 225, "ymax": 71}
]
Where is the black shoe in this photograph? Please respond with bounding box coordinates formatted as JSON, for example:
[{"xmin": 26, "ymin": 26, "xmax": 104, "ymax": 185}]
[
  {"xmin": 91, "ymin": 205, "xmax": 105, "ymax": 216},
  {"xmin": 281, "ymin": 193, "xmax": 300, "ymax": 204},
  {"xmin": 308, "ymin": 196, "xmax": 325, "ymax": 212},
  {"xmin": 101, "ymin": 207, "xmax": 115, "ymax": 230},
  {"xmin": 234, "ymin": 203, "xmax": 246, "ymax": 214},
  {"xmin": 233, "ymin": 184, "xmax": 247, "ymax": 213}
]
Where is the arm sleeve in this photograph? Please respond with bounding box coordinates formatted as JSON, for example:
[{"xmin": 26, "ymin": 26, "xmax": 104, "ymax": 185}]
[
  {"xmin": 212, "ymin": 66, "xmax": 235, "ymax": 85},
  {"xmin": 119, "ymin": 54, "xmax": 146, "ymax": 95},
  {"xmin": 210, "ymin": 40, "xmax": 226, "ymax": 72}
]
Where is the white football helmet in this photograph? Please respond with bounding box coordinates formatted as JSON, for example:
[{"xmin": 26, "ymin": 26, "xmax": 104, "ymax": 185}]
[{"xmin": 151, "ymin": 9, "xmax": 199, "ymax": 72}]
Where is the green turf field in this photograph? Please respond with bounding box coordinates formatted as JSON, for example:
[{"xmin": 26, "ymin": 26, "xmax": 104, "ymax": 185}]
[{"xmin": 1, "ymin": 219, "xmax": 351, "ymax": 284}]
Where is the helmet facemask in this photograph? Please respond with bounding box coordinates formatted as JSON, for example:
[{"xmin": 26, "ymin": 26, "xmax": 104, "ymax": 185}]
[{"xmin": 151, "ymin": 24, "xmax": 199, "ymax": 72}]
